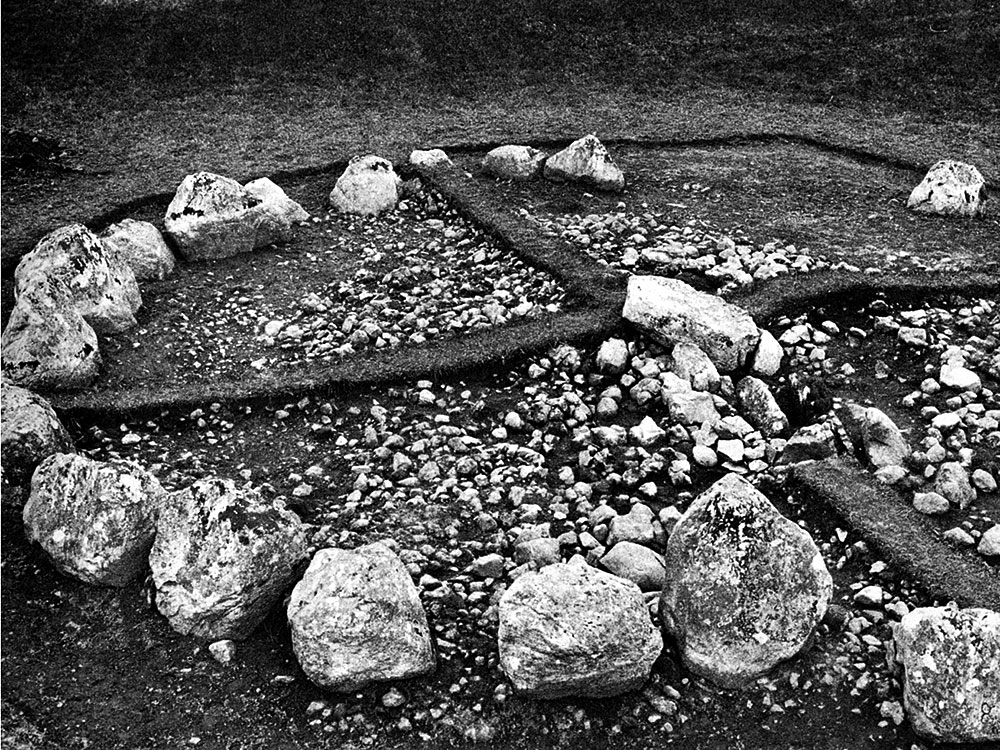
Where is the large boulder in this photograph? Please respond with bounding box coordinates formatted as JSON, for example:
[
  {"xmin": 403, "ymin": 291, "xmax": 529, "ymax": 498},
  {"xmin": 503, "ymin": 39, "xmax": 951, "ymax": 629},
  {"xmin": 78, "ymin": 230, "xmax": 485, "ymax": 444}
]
[
  {"xmin": 623, "ymin": 276, "xmax": 760, "ymax": 372},
  {"xmin": 14, "ymin": 223, "xmax": 141, "ymax": 334},
  {"xmin": 482, "ymin": 145, "xmax": 547, "ymax": 181},
  {"xmin": 244, "ymin": 177, "xmax": 310, "ymax": 246},
  {"xmin": 498, "ymin": 557, "xmax": 662, "ymax": 698},
  {"xmin": 660, "ymin": 474, "xmax": 832, "ymax": 687},
  {"xmin": 906, "ymin": 160, "xmax": 987, "ymax": 218},
  {"xmin": 0, "ymin": 381, "xmax": 74, "ymax": 481},
  {"xmin": 892, "ymin": 606, "xmax": 999, "ymax": 742},
  {"xmin": 1, "ymin": 286, "xmax": 101, "ymax": 391},
  {"xmin": 328, "ymin": 155, "xmax": 400, "ymax": 216},
  {"xmin": 150, "ymin": 479, "xmax": 308, "ymax": 639},
  {"xmin": 287, "ymin": 542, "xmax": 435, "ymax": 691},
  {"xmin": 99, "ymin": 218, "xmax": 177, "ymax": 280},
  {"xmin": 543, "ymin": 134, "xmax": 625, "ymax": 192},
  {"xmin": 860, "ymin": 407, "xmax": 909, "ymax": 468},
  {"xmin": 23, "ymin": 453, "xmax": 164, "ymax": 586}
]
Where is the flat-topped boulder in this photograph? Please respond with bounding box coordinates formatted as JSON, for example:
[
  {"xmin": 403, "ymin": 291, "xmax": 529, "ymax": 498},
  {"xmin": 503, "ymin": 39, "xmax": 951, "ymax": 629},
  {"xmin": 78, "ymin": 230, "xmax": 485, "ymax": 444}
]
[
  {"xmin": 23, "ymin": 453, "xmax": 165, "ymax": 586},
  {"xmin": 150, "ymin": 478, "xmax": 308, "ymax": 639},
  {"xmin": 499, "ymin": 557, "xmax": 662, "ymax": 698},
  {"xmin": 165, "ymin": 171, "xmax": 307, "ymax": 260},
  {"xmin": 907, "ymin": 160, "xmax": 987, "ymax": 218},
  {"xmin": 624, "ymin": 275, "xmax": 760, "ymax": 372},
  {"xmin": 0, "ymin": 381, "xmax": 74, "ymax": 481},
  {"xmin": 1, "ymin": 286, "xmax": 101, "ymax": 391},
  {"xmin": 893, "ymin": 606, "xmax": 999, "ymax": 742},
  {"xmin": 543, "ymin": 134, "xmax": 624, "ymax": 192},
  {"xmin": 15, "ymin": 223, "xmax": 141, "ymax": 335},
  {"xmin": 482, "ymin": 145, "xmax": 547, "ymax": 181},
  {"xmin": 660, "ymin": 474, "xmax": 832, "ymax": 687},
  {"xmin": 329, "ymin": 155, "xmax": 400, "ymax": 216},
  {"xmin": 100, "ymin": 218, "xmax": 176, "ymax": 280},
  {"xmin": 287, "ymin": 542, "xmax": 436, "ymax": 691}
]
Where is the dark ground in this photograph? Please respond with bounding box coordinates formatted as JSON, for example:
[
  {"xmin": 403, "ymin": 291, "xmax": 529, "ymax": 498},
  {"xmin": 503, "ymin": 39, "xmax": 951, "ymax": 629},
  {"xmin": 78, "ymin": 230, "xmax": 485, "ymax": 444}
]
[{"xmin": 2, "ymin": 1, "xmax": 999, "ymax": 748}]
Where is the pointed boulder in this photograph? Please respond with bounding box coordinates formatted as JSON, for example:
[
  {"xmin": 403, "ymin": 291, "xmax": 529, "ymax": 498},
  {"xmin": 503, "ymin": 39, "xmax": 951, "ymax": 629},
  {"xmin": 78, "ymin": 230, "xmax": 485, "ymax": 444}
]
[{"xmin": 543, "ymin": 135, "xmax": 625, "ymax": 192}]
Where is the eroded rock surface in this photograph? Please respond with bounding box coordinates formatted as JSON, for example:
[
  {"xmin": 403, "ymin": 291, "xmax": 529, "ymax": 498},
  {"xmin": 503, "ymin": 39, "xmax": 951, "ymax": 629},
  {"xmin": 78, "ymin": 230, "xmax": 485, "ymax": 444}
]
[
  {"xmin": 1, "ymin": 381, "xmax": 74, "ymax": 480},
  {"xmin": 906, "ymin": 160, "xmax": 987, "ymax": 218},
  {"xmin": 100, "ymin": 218, "xmax": 177, "ymax": 280},
  {"xmin": 543, "ymin": 134, "xmax": 625, "ymax": 192},
  {"xmin": 329, "ymin": 155, "xmax": 400, "ymax": 216}
]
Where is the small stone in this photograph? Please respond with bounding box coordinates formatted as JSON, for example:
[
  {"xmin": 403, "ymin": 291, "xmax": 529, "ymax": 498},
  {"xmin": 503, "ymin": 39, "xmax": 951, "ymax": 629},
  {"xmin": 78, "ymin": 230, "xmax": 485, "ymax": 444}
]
[
  {"xmin": 972, "ymin": 469, "xmax": 997, "ymax": 493},
  {"xmin": 853, "ymin": 585, "xmax": 884, "ymax": 608},
  {"xmin": 977, "ymin": 526, "xmax": 1000, "ymax": 556},
  {"xmin": 942, "ymin": 527, "xmax": 975, "ymax": 547},
  {"xmin": 939, "ymin": 362, "xmax": 981, "ymax": 392},
  {"xmin": 381, "ymin": 688, "xmax": 407, "ymax": 708},
  {"xmin": 913, "ymin": 491, "xmax": 950, "ymax": 515},
  {"xmin": 208, "ymin": 640, "xmax": 236, "ymax": 665}
]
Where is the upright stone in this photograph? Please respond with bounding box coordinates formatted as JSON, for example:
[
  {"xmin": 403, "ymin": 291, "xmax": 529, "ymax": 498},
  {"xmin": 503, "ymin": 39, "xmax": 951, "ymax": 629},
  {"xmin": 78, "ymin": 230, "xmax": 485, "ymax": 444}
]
[
  {"xmin": 860, "ymin": 407, "xmax": 909, "ymax": 468},
  {"xmin": 543, "ymin": 135, "xmax": 625, "ymax": 192},
  {"xmin": 893, "ymin": 606, "xmax": 1000, "ymax": 743},
  {"xmin": 329, "ymin": 155, "xmax": 400, "ymax": 216},
  {"xmin": 737, "ymin": 376, "xmax": 789, "ymax": 437},
  {"xmin": 23, "ymin": 453, "xmax": 165, "ymax": 586},
  {"xmin": 623, "ymin": 276, "xmax": 760, "ymax": 372},
  {"xmin": 164, "ymin": 171, "xmax": 261, "ymax": 260},
  {"xmin": 0, "ymin": 381, "xmax": 74, "ymax": 481},
  {"xmin": 660, "ymin": 474, "xmax": 832, "ymax": 687},
  {"xmin": 287, "ymin": 543, "xmax": 435, "ymax": 691},
  {"xmin": 906, "ymin": 160, "xmax": 987, "ymax": 218},
  {"xmin": 150, "ymin": 479, "xmax": 308, "ymax": 639},
  {"xmin": 499, "ymin": 558, "xmax": 662, "ymax": 698}
]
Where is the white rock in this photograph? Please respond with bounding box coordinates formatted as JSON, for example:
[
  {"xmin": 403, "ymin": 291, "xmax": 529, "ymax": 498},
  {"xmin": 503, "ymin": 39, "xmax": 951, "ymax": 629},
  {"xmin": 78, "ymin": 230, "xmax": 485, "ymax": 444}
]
[
  {"xmin": 329, "ymin": 155, "xmax": 400, "ymax": 216},
  {"xmin": 860, "ymin": 407, "xmax": 909, "ymax": 468},
  {"xmin": 164, "ymin": 171, "xmax": 262, "ymax": 260},
  {"xmin": 906, "ymin": 160, "xmax": 987, "ymax": 218},
  {"xmin": 912, "ymin": 491, "xmax": 950, "ymax": 515},
  {"xmin": 243, "ymin": 177, "xmax": 309, "ymax": 246},
  {"xmin": 692, "ymin": 445, "xmax": 718, "ymax": 467},
  {"xmin": 23, "ymin": 453, "xmax": 165, "ymax": 586},
  {"xmin": 623, "ymin": 276, "xmax": 760, "ymax": 372},
  {"xmin": 934, "ymin": 462, "xmax": 976, "ymax": 510},
  {"xmin": 973, "ymin": 469, "xmax": 997, "ymax": 493},
  {"xmin": 15, "ymin": 223, "xmax": 141, "ymax": 334},
  {"xmin": 715, "ymin": 439, "xmax": 744, "ymax": 463},
  {"xmin": 99, "ymin": 218, "xmax": 177, "ymax": 280},
  {"xmin": 150, "ymin": 478, "xmax": 308, "ymax": 639},
  {"xmin": 543, "ymin": 135, "xmax": 624, "ymax": 192},
  {"xmin": 1, "ymin": 381, "xmax": 74, "ymax": 480},
  {"xmin": 663, "ymin": 390, "xmax": 720, "ymax": 426},
  {"xmin": 409, "ymin": 148, "xmax": 452, "ymax": 168},
  {"xmin": 940, "ymin": 361, "xmax": 981, "ymax": 392},
  {"xmin": 630, "ymin": 416, "xmax": 665, "ymax": 447},
  {"xmin": 288, "ymin": 543, "xmax": 435, "ymax": 691},
  {"xmin": 660, "ymin": 474, "xmax": 831, "ymax": 687},
  {"xmin": 751, "ymin": 329, "xmax": 784, "ymax": 376},
  {"xmin": 606, "ymin": 503, "xmax": 655, "ymax": 547},
  {"xmin": 978, "ymin": 525, "xmax": 1000, "ymax": 556},
  {"xmin": 595, "ymin": 337, "xmax": 629, "ymax": 373},
  {"xmin": 893, "ymin": 606, "xmax": 1000, "ymax": 742},
  {"xmin": 736, "ymin": 377, "xmax": 789, "ymax": 437},
  {"xmin": 671, "ymin": 342, "xmax": 720, "ymax": 392},
  {"xmin": 482, "ymin": 145, "xmax": 547, "ymax": 180},
  {"xmin": 499, "ymin": 559, "xmax": 662, "ymax": 698}
]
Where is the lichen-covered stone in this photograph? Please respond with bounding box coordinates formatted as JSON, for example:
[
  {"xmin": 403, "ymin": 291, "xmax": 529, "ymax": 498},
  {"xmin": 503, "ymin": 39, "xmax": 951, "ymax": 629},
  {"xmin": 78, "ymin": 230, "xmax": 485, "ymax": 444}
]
[
  {"xmin": 164, "ymin": 171, "xmax": 266, "ymax": 260},
  {"xmin": 543, "ymin": 134, "xmax": 624, "ymax": 192},
  {"xmin": 100, "ymin": 218, "xmax": 177, "ymax": 280},
  {"xmin": 15, "ymin": 223, "xmax": 141, "ymax": 334},
  {"xmin": 893, "ymin": 606, "xmax": 1000, "ymax": 742},
  {"xmin": 907, "ymin": 160, "xmax": 987, "ymax": 218},
  {"xmin": 150, "ymin": 478, "xmax": 308, "ymax": 639},
  {"xmin": 0, "ymin": 381, "xmax": 74, "ymax": 481},
  {"xmin": 499, "ymin": 557, "xmax": 662, "ymax": 698},
  {"xmin": 660, "ymin": 474, "xmax": 832, "ymax": 687},
  {"xmin": 287, "ymin": 542, "xmax": 435, "ymax": 691},
  {"xmin": 23, "ymin": 453, "xmax": 164, "ymax": 586}
]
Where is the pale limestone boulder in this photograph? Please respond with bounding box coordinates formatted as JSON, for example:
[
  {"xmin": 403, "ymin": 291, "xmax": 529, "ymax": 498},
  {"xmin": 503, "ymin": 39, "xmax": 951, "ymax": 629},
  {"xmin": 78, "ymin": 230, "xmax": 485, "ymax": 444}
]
[
  {"xmin": 150, "ymin": 478, "xmax": 308, "ymax": 639},
  {"xmin": 751, "ymin": 329, "xmax": 784, "ymax": 376},
  {"xmin": 409, "ymin": 148, "xmax": 452, "ymax": 168},
  {"xmin": 623, "ymin": 276, "xmax": 760, "ymax": 371},
  {"xmin": 243, "ymin": 177, "xmax": 309, "ymax": 246},
  {"xmin": 543, "ymin": 135, "xmax": 625, "ymax": 192},
  {"xmin": 907, "ymin": 160, "xmax": 987, "ymax": 218},
  {"xmin": 482, "ymin": 145, "xmax": 547, "ymax": 181},
  {"xmin": 0, "ymin": 381, "xmax": 74, "ymax": 481},
  {"xmin": 287, "ymin": 542, "xmax": 435, "ymax": 691},
  {"xmin": 15, "ymin": 223, "xmax": 141, "ymax": 334},
  {"xmin": 165, "ymin": 171, "xmax": 261, "ymax": 260},
  {"xmin": 893, "ymin": 606, "xmax": 999, "ymax": 742},
  {"xmin": 1, "ymin": 286, "xmax": 101, "ymax": 391},
  {"xmin": 99, "ymin": 218, "xmax": 176, "ymax": 280},
  {"xmin": 23, "ymin": 453, "xmax": 164, "ymax": 586},
  {"xmin": 329, "ymin": 155, "xmax": 400, "ymax": 216},
  {"xmin": 660, "ymin": 474, "xmax": 832, "ymax": 687},
  {"xmin": 499, "ymin": 558, "xmax": 662, "ymax": 698}
]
